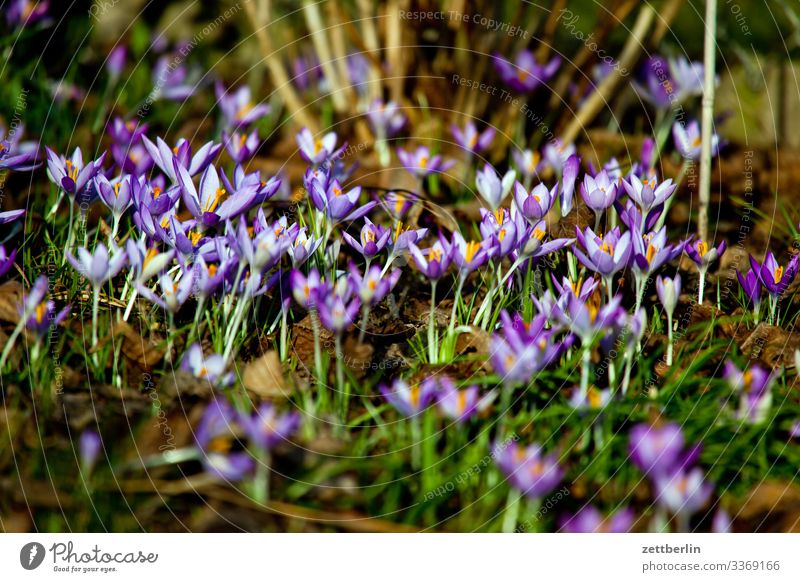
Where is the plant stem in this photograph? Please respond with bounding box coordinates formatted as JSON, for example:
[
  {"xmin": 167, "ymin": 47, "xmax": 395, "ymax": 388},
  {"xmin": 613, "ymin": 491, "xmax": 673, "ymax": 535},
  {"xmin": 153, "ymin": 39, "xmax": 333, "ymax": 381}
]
[
  {"xmin": 310, "ymin": 309, "xmax": 325, "ymax": 387},
  {"xmin": 666, "ymin": 312, "xmax": 674, "ymax": 366},
  {"xmin": 698, "ymin": 0, "xmax": 718, "ymax": 244},
  {"xmin": 698, "ymin": 269, "xmax": 707, "ymax": 305},
  {"xmin": 501, "ymin": 488, "xmax": 522, "ymax": 533},
  {"xmin": 428, "ymin": 280, "xmax": 438, "ymax": 364},
  {"xmin": 579, "ymin": 345, "xmax": 591, "ymax": 401},
  {"xmin": 91, "ymin": 286, "xmax": 100, "ymax": 367},
  {"xmin": 335, "ymin": 333, "xmax": 347, "ymax": 418}
]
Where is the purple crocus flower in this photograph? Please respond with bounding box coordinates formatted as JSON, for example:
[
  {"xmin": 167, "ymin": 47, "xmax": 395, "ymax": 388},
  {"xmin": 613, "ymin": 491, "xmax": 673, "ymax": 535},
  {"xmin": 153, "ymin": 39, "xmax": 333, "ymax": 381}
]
[
  {"xmin": 512, "ymin": 181, "xmax": 558, "ymax": 223},
  {"xmin": 0, "ymin": 125, "xmax": 39, "ymax": 171},
  {"xmin": 724, "ymin": 360, "xmax": 775, "ymax": 424},
  {"xmin": 552, "ymin": 275, "xmax": 600, "ymax": 302},
  {"xmin": 195, "ymin": 400, "xmax": 253, "ymax": 481},
  {"xmin": 222, "ymin": 129, "xmax": 260, "ymax": 164},
  {"xmin": 712, "ymin": 508, "xmax": 732, "ymax": 533},
  {"xmin": 396, "ymin": 146, "xmax": 454, "ymax": 179},
  {"xmin": 366, "ymin": 99, "xmax": 406, "ymax": 138},
  {"xmin": 290, "ymin": 268, "xmax": 323, "ymax": 310},
  {"xmin": 673, "ymin": 119, "xmax": 719, "ymax": 160},
  {"xmin": 684, "ymin": 239, "xmax": 726, "ymax": 271},
  {"xmin": 151, "ymin": 55, "xmax": 198, "ymax": 102},
  {"xmin": 451, "ymin": 121, "xmax": 495, "ymax": 155},
  {"xmin": 436, "ymin": 377, "xmax": 490, "ymax": 423},
  {"xmin": 316, "ymin": 283, "xmax": 361, "ymax": 334},
  {"xmin": 560, "ymin": 154, "xmax": 580, "ymax": 215},
  {"xmin": 106, "ymin": 45, "xmax": 127, "ymax": 80},
  {"xmin": 512, "ymin": 148, "xmax": 541, "ymax": 180},
  {"xmin": 136, "ymin": 268, "xmax": 195, "ymax": 313},
  {"xmin": 542, "ymin": 141, "xmax": 576, "ymax": 176},
  {"xmin": 480, "ymin": 208, "xmax": 519, "ymax": 258},
  {"xmin": 95, "ymin": 173, "xmax": 136, "ymax": 219},
  {"xmin": 0, "ymin": 245, "xmax": 17, "ymax": 278},
  {"xmin": 581, "ymin": 169, "xmax": 618, "ymax": 226},
  {"xmin": 22, "ymin": 276, "xmax": 69, "ymax": 337},
  {"xmin": 475, "ymin": 164, "xmax": 515, "ymax": 210},
  {"xmin": 493, "ymin": 50, "xmax": 560, "ymax": 93},
  {"xmin": 296, "ymin": 128, "xmax": 344, "ymax": 166},
  {"xmin": 623, "ymin": 175, "xmax": 676, "ymax": 214},
  {"xmin": 408, "ymin": 235, "xmax": 453, "ymax": 280},
  {"xmin": 634, "ymin": 55, "xmax": 705, "ymax": 108},
  {"xmin": 79, "ymin": 430, "xmax": 102, "ymax": 474},
  {"xmin": 490, "ymin": 311, "xmax": 563, "ymax": 386},
  {"xmin": 0, "ymin": 209, "xmax": 25, "ymax": 225},
  {"xmin": 451, "ymin": 232, "xmax": 492, "ymax": 277},
  {"xmin": 573, "ymin": 226, "xmax": 633, "ymax": 279},
  {"xmin": 240, "ymin": 403, "xmax": 300, "ymax": 451},
  {"xmin": 494, "ymin": 441, "xmax": 564, "ymax": 500},
  {"xmin": 66, "ymin": 243, "xmax": 127, "ymax": 288},
  {"xmin": 656, "ymin": 273, "xmax": 681, "ymax": 317},
  {"xmin": 307, "ymin": 177, "xmax": 376, "ymax": 223},
  {"xmin": 181, "ymin": 343, "xmax": 235, "ymax": 387},
  {"xmin": 215, "ymin": 81, "xmax": 271, "ymax": 129},
  {"xmin": 559, "ymin": 506, "xmax": 634, "ymax": 533},
  {"xmin": 749, "ymin": 252, "xmax": 799, "ymax": 297},
  {"xmin": 380, "ymin": 378, "xmax": 437, "ymax": 417},
  {"xmin": 632, "ymin": 227, "xmax": 682, "ymax": 277},
  {"xmin": 736, "ymin": 268, "xmax": 761, "ymax": 310},
  {"xmin": 653, "ymin": 467, "xmax": 713, "ymax": 517},
  {"xmin": 6, "ymin": 0, "xmax": 50, "ymax": 26},
  {"xmin": 342, "ymin": 218, "xmax": 390, "ymax": 258},
  {"xmin": 175, "ymin": 161, "xmax": 262, "ymax": 227},
  {"xmin": 288, "ymin": 228, "xmax": 321, "ymax": 267},
  {"xmin": 46, "ymin": 147, "xmax": 105, "ymax": 196},
  {"xmin": 629, "ymin": 423, "xmax": 686, "ymax": 477},
  {"xmin": 142, "ymin": 136, "xmax": 221, "ymax": 182},
  {"xmin": 387, "ymin": 221, "xmax": 428, "ymax": 253},
  {"xmin": 351, "ymin": 264, "xmax": 400, "ymax": 306}
]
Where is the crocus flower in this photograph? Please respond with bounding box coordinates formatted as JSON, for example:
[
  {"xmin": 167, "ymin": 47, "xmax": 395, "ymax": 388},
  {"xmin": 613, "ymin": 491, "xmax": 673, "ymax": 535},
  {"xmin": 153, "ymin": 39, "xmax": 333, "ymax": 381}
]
[
  {"xmin": 0, "ymin": 209, "xmax": 26, "ymax": 224},
  {"xmin": 380, "ymin": 378, "xmax": 437, "ymax": 417},
  {"xmin": 22, "ymin": 276, "xmax": 69, "ymax": 337},
  {"xmin": 351, "ymin": 264, "xmax": 400, "ymax": 306},
  {"xmin": 142, "ymin": 136, "xmax": 221, "ymax": 182},
  {"xmin": 288, "ymin": 228, "xmax": 321, "ymax": 267},
  {"xmin": 512, "ymin": 148, "xmax": 542, "ymax": 180},
  {"xmin": 724, "ymin": 360, "xmax": 775, "ymax": 424},
  {"xmin": 66, "ymin": 243, "xmax": 127, "ymax": 288},
  {"xmin": 296, "ymin": 127, "xmax": 343, "ymax": 165},
  {"xmin": 581, "ymin": 169, "xmax": 618, "ymax": 227},
  {"xmin": 653, "ymin": 467, "xmax": 713, "ymax": 517},
  {"xmin": 568, "ymin": 385, "xmax": 612, "ymax": 411},
  {"xmin": 95, "ymin": 173, "xmax": 136, "ymax": 220},
  {"xmin": 629, "ymin": 423, "xmax": 687, "ymax": 477},
  {"xmin": 316, "ymin": 283, "xmax": 361, "ymax": 334},
  {"xmin": 490, "ymin": 312, "xmax": 564, "ymax": 386},
  {"xmin": 493, "ymin": 49, "xmax": 560, "ymax": 93},
  {"xmin": 560, "ymin": 154, "xmax": 580, "ymax": 215},
  {"xmin": 552, "ymin": 275, "xmax": 600, "ymax": 303},
  {"xmin": 0, "ymin": 126, "xmax": 39, "ymax": 171},
  {"xmin": 475, "ymin": 164, "xmax": 515, "ymax": 210},
  {"xmin": 150, "ymin": 54, "xmax": 199, "ymax": 101},
  {"xmin": 387, "ymin": 221, "xmax": 428, "ymax": 253},
  {"xmin": 737, "ymin": 268, "xmax": 762, "ymax": 310},
  {"xmin": 623, "ymin": 175, "xmax": 676, "ymax": 214},
  {"xmin": 451, "ymin": 232, "xmax": 492, "ymax": 277},
  {"xmin": 106, "ymin": 45, "xmax": 127, "ymax": 80},
  {"xmin": 673, "ymin": 119, "xmax": 719, "ymax": 160},
  {"xmin": 750, "ymin": 252, "xmax": 799, "ymax": 298},
  {"xmin": 512, "ymin": 181, "xmax": 558, "ymax": 223},
  {"xmin": 634, "ymin": 55, "xmax": 705, "ymax": 108},
  {"xmin": 125, "ymin": 238, "xmax": 175, "ymax": 283},
  {"xmin": 195, "ymin": 400, "xmax": 253, "ymax": 481},
  {"xmin": 436, "ymin": 377, "xmax": 489, "ymax": 423},
  {"xmin": 342, "ymin": 218, "xmax": 390, "ymax": 259},
  {"xmin": 215, "ymin": 81, "xmax": 271, "ymax": 129},
  {"xmin": 6, "ymin": 0, "xmax": 50, "ymax": 26},
  {"xmin": 366, "ymin": 99, "xmax": 406, "ymax": 138},
  {"xmin": 240, "ymin": 403, "xmax": 300, "ymax": 451},
  {"xmin": 494, "ymin": 441, "xmax": 564, "ymax": 500},
  {"xmin": 632, "ymin": 228, "xmax": 682, "ymax": 277},
  {"xmin": 685, "ymin": 238, "xmax": 726, "ymax": 272},
  {"xmin": 656, "ymin": 273, "xmax": 681, "ymax": 318},
  {"xmin": 79, "ymin": 430, "xmax": 102, "ymax": 474},
  {"xmin": 222, "ymin": 129, "xmax": 260, "ymax": 164},
  {"xmin": 712, "ymin": 508, "xmax": 732, "ymax": 533},
  {"xmin": 480, "ymin": 208, "xmax": 519, "ymax": 258},
  {"xmin": 307, "ymin": 176, "xmax": 375, "ymax": 223},
  {"xmin": 0, "ymin": 245, "xmax": 17, "ymax": 278},
  {"xmin": 290, "ymin": 268, "xmax": 323, "ymax": 310},
  {"xmin": 46, "ymin": 147, "xmax": 105, "ymax": 196},
  {"xmin": 175, "ymin": 162, "xmax": 260, "ymax": 227},
  {"xmin": 396, "ymin": 146, "xmax": 454, "ymax": 179},
  {"xmin": 559, "ymin": 506, "xmax": 634, "ymax": 533},
  {"xmin": 542, "ymin": 141, "xmax": 576, "ymax": 176},
  {"xmin": 573, "ymin": 226, "xmax": 632, "ymax": 280},
  {"xmin": 181, "ymin": 343, "xmax": 235, "ymax": 387},
  {"xmin": 408, "ymin": 235, "xmax": 453, "ymax": 280},
  {"xmin": 136, "ymin": 268, "xmax": 195, "ymax": 313},
  {"xmin": 451, "ymin": 121, "xmax": 495, "ymax": 155}
]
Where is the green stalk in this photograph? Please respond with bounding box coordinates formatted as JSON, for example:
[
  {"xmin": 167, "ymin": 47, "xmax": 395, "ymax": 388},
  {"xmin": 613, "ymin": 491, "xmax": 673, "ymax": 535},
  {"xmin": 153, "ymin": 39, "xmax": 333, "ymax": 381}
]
[{"xmin": 428, "ymin": 280, "xmax": 438, "ymax": 364}]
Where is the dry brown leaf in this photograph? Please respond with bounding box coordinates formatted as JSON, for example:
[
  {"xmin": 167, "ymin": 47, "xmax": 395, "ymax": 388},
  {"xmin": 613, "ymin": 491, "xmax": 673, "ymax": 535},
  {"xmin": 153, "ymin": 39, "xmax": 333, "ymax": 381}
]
[
  {"xmin": 243, "ymin": 350, "xmax": 289, "ymax": 399},
  {"xmin": 0, "ymin": 280, "xmax": 23, "ymax": 324},
  {"xmin": 737, "ymin": 480, "xmax": 800, "ymax": 532},
  {"xmin": 740, "ymin": 323, "xmax": 800, "ymax": 368}
]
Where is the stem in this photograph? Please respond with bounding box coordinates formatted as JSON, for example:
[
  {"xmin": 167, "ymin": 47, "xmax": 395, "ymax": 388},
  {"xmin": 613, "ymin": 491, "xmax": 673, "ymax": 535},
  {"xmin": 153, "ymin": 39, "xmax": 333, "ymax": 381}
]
[
  {"xmin": 698, "ymin": 0, "xmax": 718, "ymax": 244},
  {"xmin": 448, "ymin": 276, "xmax": 465, "ymax": 332},
  {"xmin": 310, "ymin": 310, "xmax": 324, "ymax": 387},
  {"xmin": 428, "ymin": 281, "xmax": 438, "ymax": 364},
  {"xmin": 189, "ymin": 296, "xmax": 206, "ymax": 343},
  {"xmin": 122, "ymin": 288, "xmax": 138, "ymax": 321},
  {"xmin": 91, "ymin": 286, "xmax": 100, "ymax": 367},
  {"xmin": 62, "ymin": 200, "xmax": 75, "ymax": 266},
  {"xmin": 501, "ymin": 488, "xmax": 523, "ymax": 533},
  {"xmin": 621, "ymin": 351, "xmax": 634, "ymax": 397},
  {"xmin": 280, "ymin": 308, "xmax": 289, "ymax": 360},
  {"xmin": 357, "ymin": 304, "xmax": 370, "ymax": 343},
  {"xmin": 698, "ymin": 269, "xmax": 707, "ymax": 305},
  {"xmin": 579, "ymin": 344, "xmax": 591, "ymax": 401},
  {"xmin": 666, "ymin": 313, "xmax": 674, "ymax": 366},
  {"xmin": 0, "ymin": 318, "xmax": 25, "ymax": 369},
  {"xmin": 252, "ymin": 448, "xmax": 271, "ymax": 504},
  {"xmin": 335, "ymin": 334, "xmax": 347, "ymax": 418}
]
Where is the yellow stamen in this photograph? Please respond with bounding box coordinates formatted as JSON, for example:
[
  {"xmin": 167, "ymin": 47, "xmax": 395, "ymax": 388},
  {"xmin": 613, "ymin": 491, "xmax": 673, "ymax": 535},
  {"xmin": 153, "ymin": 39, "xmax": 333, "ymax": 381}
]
[
  {"xmin": 457, "ymin": 391, "xmax": 468, "ymax": 413},
  {"xmin": 419, "ymin": 156, "xmax": 428, "ymax": 168},
  {"xmin": 570, "ymin": 277, "xmax": 584, "ymax": 297},
  {"xmin": 532, "ymin": 228, "xmax": 545, "ymax": 241},
  {"xmin": 207, "ymin": 264, "xmax": 218, "ymax": 277},
  {"xmin": 204, "ymin": 188, "xmax": 226, "ymax": 213},
  {"xmin": 235, "ymin": 102, "xmax": 254, "ymax": 121},
  {"xmin": 696, "ymin": 241, "xmax": 708, "ymax": 257},
  {"xmin": 189, "ymin": 231, "xmax": 203, "ymax": 246},
  {"xmin": 208, "ymin": 436, "xmax": 232, "ymax": 454},
  {"xmin": 646, "ymin": 244, "xmax": 657, "ymax": 264},
  {"xmin": 153, "ymin": 186, "xmax": 162, "ymax": 199},
  {"xmin": 464, "ymin": 241, "xmax": 480, "ymax": 263},
  {"xmin": 143, "ymin": 246, "xmax": 158, "ymax": 268},
  {"xmin": 35, "ymin": 303, "xmax": 46, "ymax": 323},
  {"xmin": 774, "ymin": 266, "xmax": 784, "ymax": 284},
  {"xmin": 409, "ymin": 385, "xmax": 421, "ymax": 408}
]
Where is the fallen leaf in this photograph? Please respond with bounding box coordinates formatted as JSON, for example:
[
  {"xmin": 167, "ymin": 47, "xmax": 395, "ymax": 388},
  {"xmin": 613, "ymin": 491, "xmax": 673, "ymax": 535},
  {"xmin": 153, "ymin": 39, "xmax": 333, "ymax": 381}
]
[
  {"xmin": 0, "ymin": 281, "xmax": 23, "ymax": 324},
  {"xmin": 243, "ymin": 350, "xmax": 289, "ymax": 399}
]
